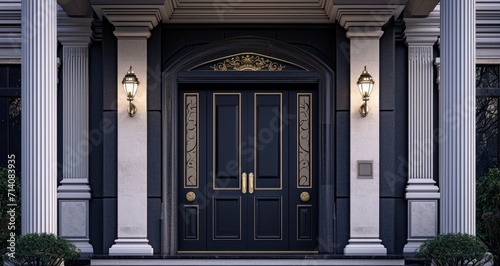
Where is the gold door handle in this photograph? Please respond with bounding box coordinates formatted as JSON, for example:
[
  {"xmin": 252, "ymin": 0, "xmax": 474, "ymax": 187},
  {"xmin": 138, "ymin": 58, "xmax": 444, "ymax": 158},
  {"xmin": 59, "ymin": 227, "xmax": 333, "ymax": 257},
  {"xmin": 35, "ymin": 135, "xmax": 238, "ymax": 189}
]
[
  {"xmin": 249, "ymin": 172, "xmax": 254, "ymax": 194},
  {"xmin": 242, "ymin": 172, "xmax": 247, "ymax": 194}
]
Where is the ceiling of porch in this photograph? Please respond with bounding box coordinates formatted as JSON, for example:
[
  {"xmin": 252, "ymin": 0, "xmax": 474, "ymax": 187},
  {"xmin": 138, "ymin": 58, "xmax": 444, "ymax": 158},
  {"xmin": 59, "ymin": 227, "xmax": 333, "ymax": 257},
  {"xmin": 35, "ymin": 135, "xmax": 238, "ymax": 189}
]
[{"xmin": 62, "ymin": 0, "xmax": 440, "ymax": 24}]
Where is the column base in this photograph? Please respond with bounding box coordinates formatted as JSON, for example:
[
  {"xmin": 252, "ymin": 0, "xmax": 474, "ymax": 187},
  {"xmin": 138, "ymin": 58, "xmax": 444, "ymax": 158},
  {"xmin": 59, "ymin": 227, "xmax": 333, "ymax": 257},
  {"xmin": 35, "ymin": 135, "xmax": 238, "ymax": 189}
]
[
  {"xmin": 403, "ymin": 239, "xmax": 425, "ymax": 254},
  {"xmin": 109, "ymin": 238, "xmax": 153, "ymax": 255},
  {"xmin": 69, "ymin": 239, "xmax": 94, "ymax": 256},
  {"xmin": 344, "ymin": 238, "xmax": 387, "ymax": 255}
]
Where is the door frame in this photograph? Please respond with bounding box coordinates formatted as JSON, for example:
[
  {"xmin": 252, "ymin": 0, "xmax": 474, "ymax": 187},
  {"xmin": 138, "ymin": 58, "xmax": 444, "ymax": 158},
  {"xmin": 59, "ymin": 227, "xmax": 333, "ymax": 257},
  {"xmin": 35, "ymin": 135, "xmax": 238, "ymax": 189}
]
[{"xmin": 162, "ymin": 37, "xmax": 336, "ymax": 255}]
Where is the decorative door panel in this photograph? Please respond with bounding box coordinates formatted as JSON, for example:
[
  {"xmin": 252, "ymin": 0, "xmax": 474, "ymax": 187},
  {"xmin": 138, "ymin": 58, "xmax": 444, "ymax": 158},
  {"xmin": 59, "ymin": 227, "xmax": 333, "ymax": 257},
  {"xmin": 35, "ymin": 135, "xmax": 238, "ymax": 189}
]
[
  {"xmin": 212, "ymin": 93, "xmax": 241, "ymax": 190},
  {"xmin": 178, "ymin": 85, "xmax": 317, "ymax": 253}
]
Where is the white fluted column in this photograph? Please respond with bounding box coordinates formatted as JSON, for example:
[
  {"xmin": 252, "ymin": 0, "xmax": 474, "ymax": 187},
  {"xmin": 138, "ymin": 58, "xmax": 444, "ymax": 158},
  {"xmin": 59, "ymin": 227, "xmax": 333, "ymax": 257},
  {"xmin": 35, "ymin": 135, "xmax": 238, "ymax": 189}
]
[
  {"xmin": 440, "ymin": 0, "xmax": 476, "ymax": 234},
  {"xmin": 403, "ymin": 13, "xmax": 441, "ymax": 253},
  {"xmin": 403, "ymin": 45, "xmax": 440, "ymax": 253},
  {"xmin": 21, "ymin": 0, "xmax": 58, "ymax": 234},
  {"xmin": 57, "ymin": 9, "xmax": 94, "ymax": 254}
]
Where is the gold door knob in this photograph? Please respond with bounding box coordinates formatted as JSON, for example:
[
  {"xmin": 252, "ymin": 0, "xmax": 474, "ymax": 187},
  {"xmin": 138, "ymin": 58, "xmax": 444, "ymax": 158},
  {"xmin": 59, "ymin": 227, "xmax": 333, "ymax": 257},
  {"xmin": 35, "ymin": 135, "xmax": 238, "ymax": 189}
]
[
  {"xmin": 242, "ymin": 172, "xmax": 247, "ymax": 194},
  {"xmin": 249, "ymin": 173, "xmax": 255, "ymax": 194},
  {"xmin": 300, "ymin": 192, "xmax": 310, "ymax": 203},
  {"xmin": 186, "ymin": 191, "xmax": 196, "ymax": 202}
]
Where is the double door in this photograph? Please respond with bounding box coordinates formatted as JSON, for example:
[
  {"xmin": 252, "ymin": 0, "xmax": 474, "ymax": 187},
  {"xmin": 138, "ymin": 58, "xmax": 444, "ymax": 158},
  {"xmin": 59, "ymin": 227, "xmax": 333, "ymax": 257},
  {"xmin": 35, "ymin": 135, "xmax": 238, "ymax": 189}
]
[{"xmin": 178, "ymin": 85, "xmax": 317, "ymax": 252}]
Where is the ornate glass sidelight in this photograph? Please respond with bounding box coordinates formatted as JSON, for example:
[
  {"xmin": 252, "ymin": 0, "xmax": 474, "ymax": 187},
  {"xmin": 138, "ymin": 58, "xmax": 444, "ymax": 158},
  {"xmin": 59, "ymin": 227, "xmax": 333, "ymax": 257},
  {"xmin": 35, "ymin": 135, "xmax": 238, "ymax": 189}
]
[
  {"xmin": 184, "ymin": 93, "xmax": 199, "ymax": 188},
  {"xmin": 297, "ymin": 93, "xmax": 312, "ymax": 188}
]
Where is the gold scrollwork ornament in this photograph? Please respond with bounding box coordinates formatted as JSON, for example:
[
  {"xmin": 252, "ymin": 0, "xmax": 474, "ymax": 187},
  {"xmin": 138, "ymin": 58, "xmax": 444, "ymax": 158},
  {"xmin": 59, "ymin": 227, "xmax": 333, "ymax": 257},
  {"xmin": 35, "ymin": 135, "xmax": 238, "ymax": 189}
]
[
  {"xmin": 210, "ymin": 54, "xmax": 285, "ymax": 71},
  {"xmin": 300, "ymin": 191, "xmax": 310, "ymax": 203},
  {"xmin": 186, "ymin": 191, "xmax": 196, "ymax": 202}
]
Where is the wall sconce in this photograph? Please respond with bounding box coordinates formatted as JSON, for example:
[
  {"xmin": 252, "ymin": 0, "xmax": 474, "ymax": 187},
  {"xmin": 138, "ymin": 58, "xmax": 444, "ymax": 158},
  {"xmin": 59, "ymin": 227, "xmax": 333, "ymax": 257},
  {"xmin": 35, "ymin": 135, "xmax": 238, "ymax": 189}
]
[
  {"xmin": 122, "ymin": 66, "xmax": 139, "ymax": 117},
  {"xmin": 357, "ymin": 66, "xmax": 375, "ymax": 117}
]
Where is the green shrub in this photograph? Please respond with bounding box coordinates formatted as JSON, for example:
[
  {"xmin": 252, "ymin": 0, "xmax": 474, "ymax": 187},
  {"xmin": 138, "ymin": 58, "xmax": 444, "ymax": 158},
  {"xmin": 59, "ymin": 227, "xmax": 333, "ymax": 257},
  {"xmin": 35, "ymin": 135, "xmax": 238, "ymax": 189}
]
[
  {"xmin": 416, "ymin": 233, "xmax": 492, "ymax": 266},
  {"xmin": 477, "ymin": 168, "xmax": 500, "ymax": 263},
  {"xmin": 3, "ymin": 233, "xmax": 80, "ymax": 266}
]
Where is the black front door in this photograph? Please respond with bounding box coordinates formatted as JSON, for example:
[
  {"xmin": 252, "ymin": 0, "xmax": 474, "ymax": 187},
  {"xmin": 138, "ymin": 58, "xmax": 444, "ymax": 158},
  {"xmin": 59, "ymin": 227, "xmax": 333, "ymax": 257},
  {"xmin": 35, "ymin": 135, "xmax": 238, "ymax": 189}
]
[{"xmin": 178, "ymin": 84, "xmax": 317, "ymax": 252}]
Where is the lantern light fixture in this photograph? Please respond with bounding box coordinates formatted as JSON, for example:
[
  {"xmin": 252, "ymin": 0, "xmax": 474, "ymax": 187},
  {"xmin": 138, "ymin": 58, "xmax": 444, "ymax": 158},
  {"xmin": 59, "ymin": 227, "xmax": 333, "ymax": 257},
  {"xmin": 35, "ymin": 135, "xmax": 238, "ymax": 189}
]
[
  {"xmin": 357, "ymin": 66, "xmax": 375, "ymax": 117},
  {"xmin": 122, "ymin": 66, "xmax": 139, "ymax": 117}
]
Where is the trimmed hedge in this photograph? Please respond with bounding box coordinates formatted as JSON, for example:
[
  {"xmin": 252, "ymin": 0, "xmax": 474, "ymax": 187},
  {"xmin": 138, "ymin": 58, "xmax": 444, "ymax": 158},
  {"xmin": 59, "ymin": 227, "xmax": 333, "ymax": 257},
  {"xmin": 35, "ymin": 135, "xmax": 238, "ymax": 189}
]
[
  {"xmin": 4, "ymin": 233, "xmax": 80, "ymax": 266},
  {"xmin": 416, "ymin": 233, "xmax": 492, "ymax": 266},
  {"xmin": 477, "ymin": 168, "xmax": 500, "ymax": 264}
]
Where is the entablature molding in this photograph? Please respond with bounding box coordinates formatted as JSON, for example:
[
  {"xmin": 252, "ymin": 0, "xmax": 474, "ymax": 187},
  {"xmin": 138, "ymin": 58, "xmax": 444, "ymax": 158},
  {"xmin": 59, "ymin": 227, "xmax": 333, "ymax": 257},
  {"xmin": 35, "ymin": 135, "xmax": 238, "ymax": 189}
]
[
  {"xmin": 332, "ymin": 5, "xmax": 405, "ymax": 31},
  {"xmin": 92, "ymin": 5, "xmax": 165, "ymax": 28},
  {"xmin": 403, "ymin": 2, "xmax": 500, "ymax": 50},
  {"xmin": 403, "ymin": 6, "xmax": 439, "ymax": 46},
  {"xmin": 57, "ymin": 6, "xmax": 94, "ymax": 47},
  {"xmin": 91, "ymin": 5, "xmax": 164, "ymax": 38}
]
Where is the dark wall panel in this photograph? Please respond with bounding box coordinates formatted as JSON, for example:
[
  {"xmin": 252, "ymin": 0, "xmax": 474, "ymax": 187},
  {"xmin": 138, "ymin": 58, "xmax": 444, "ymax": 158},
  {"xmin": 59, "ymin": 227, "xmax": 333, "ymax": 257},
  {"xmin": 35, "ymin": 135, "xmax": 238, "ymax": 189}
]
[
  {"xmin": 380, "ymin": 19, "xmax": 396, "ymax": 111},
  {"xmin": 162, "ymin": 28, "xmax": 225, "ymax": 66},
  {"xmin": 148, "ymin": 111, "xmax": 162, "ymax": 198},
  {"xmin": 335, "ymin": 198, "xmax": 349, "ymax": 254},
  {"xmin": 336, "ymin": 111, "xmax": 350, "ymax": 198},
  {"xmin": 90, "ymin": 198, "xmax": 117, "ymax": 255},
  {"xmin": 103, "ymin": 198, "xmax": 117, "ymax": 254},
  {"xmin": 380, "ymin": 112, "xmax": 405, "ymax": 198},
  {"xmin": 57, "ymin": 43, "xmax": 63, "ymax": 184},
  {"xmin": 226, "ymin": 29, "xmax": 276, "ymax": 39},
  {"xmin": 89, "ymin": 199, "xmax": 103, "ymax": 254},
  {"xmin": 380, "ymin": 198, "xmax": 406, "ymax": 255},
  {"xmin": 148, "ymin": 198, "xmax": 162, "ymax": 254},
  {"xmin": 162, "ymin": 25, "xmax": 336, "ymax": 71},
  {"xmin": 433, "ymin": 44, "xmax": 440, "ymax": 185},
  {"xmin": 335, "ymin": 24, "xmax": 350, "ymax": 111},
  {"xmin": 102, "ymin": 111, "xmax": 117, "ymax": 197},
  {"xmin": 89, "ymin": 41, "xmax": 104, "ymax": 198},
  {"xmin": 148, "ymin": 25, "xmax": 162, "ymax": 111},
  {"xmin": 102, "ymin": 17, "xmax": 117, "ymax": 111},
  {"xmin": 394, "ymin": 40, "xmax": 409, "ymax": 195},
  {"xmin": 276, "ymin": 28, "xmax": 335, "ymax": 65}
]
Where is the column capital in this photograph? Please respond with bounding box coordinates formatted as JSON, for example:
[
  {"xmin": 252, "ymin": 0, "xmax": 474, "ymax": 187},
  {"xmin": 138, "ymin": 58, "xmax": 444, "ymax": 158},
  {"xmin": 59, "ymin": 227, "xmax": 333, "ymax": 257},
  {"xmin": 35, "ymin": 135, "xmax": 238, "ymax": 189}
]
[
  {"xmin": 57, "ymin": 7, "xmax": 94, "ymax": 47},
  {"xmin": 346, "ymin": 27, "xmax": 384, "ymax": 39},
  {"xmin": 404, "ymin": 6, "xmax": 440, "ymax": 47},
  {"xmin": 332, "ymin": 5, "xmax": 405, "ymax": 32},
  {"xmin": 92, "ymin": 5, "xmax": 165, "ymax": 39}
]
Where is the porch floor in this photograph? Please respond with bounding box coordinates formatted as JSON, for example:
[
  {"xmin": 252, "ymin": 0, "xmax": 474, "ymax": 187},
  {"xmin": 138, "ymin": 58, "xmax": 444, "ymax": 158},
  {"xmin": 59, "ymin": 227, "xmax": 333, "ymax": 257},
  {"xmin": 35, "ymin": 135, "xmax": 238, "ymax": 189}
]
[{"xmin": 90, "ymin": 255, "xmax": 412, "ymax": 266}]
